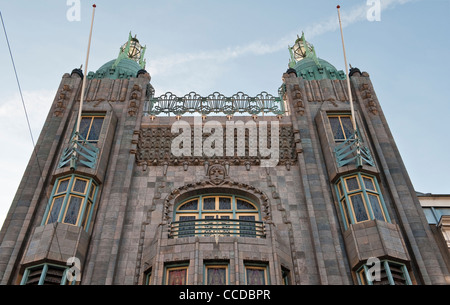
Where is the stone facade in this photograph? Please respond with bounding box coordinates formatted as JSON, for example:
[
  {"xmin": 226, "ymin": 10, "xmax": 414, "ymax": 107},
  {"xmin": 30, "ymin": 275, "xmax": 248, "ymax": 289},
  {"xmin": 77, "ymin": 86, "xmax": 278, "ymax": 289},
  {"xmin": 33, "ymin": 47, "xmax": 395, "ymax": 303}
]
[{"xmin": 1, "ymin": 44, "xmax": 450, "ymax": 285}]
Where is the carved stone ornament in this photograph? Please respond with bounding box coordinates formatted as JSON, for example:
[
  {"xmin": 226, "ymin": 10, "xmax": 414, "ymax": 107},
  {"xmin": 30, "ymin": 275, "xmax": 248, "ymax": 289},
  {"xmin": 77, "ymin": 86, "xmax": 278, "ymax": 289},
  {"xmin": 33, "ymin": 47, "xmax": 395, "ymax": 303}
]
[
  {"xmin": 53, "ymin": 84, "xmax": 72, "ymax": 117},
  {"xmin": 208, "ymin": 163, "xmax": 226, "ymax": 185}
]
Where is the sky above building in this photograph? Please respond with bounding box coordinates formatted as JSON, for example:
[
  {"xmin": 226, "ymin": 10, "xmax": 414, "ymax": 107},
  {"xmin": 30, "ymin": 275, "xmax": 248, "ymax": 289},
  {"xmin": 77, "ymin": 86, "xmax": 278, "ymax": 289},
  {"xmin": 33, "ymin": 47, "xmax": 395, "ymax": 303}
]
[{"xmin": 0, "ymin": 0, "xmax": 449, "ymax": 227}]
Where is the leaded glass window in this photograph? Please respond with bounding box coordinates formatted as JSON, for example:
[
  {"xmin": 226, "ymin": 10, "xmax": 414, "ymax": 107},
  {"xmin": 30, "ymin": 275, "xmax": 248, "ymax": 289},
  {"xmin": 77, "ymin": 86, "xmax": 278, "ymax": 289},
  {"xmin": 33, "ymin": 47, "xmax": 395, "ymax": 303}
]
[
  {"xmin": 349, "ymin": 193, "xmax": 369, "ymax": 222},
  {"xmin": 328, "ymin": 114, "xmax": 354, "ymax": 142},
  {"xmin": 178, "ymin": 199, "xmax": 198, "ymax": 210},
  {"xmin": 245, "ymin": 265, "xmax": 268, "ymax": 285},
  {"xmin": 63, "ymin": 196, "xmax": 83, "ymax": 225},
  {"xmin": 205, "ymin": 264, "xmax": 228, "ymax": 285},
  {"xmin": 174, "ymin": 195, "xmax": 261, "ymax": 238},
  {"xmin": 79, "ymin": 115, "xmax": 104, "ymax": 143},
  {"xmin": 335, "ymin": 173, "xmax": 390, "ymax": 229},
  {"xmin": 43, "ymin": 175, "xmax": 98, "ymax": 231},
  {"xmin": 47, "ymin": 196, "xmax": 64, "ymax": 224},
  {"xmin": 165, "ymin": 265, "xmax": 188, "ymax": 285}
]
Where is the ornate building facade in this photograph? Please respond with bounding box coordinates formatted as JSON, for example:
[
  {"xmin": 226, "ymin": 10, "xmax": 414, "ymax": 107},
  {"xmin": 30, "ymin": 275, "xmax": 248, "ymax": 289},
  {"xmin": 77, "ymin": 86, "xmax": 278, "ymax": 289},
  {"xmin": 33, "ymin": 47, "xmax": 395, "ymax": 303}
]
[{"xmin": 0, "ymin": 33, "xmax": 449, "ymax": 285}]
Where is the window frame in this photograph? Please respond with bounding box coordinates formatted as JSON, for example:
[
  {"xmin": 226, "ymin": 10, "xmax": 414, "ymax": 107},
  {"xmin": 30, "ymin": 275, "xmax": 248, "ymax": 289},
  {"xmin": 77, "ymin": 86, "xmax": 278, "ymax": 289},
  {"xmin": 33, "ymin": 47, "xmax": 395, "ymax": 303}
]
[
  {"xmin": 77, "ymin": 114, "xmax": 105, "ymax": 143},
  {"xmin": 328, "ymin": 113, "xmax": 355, "ymax": 142},
  {"xmin": 335, "ymin": 173, "xmax": 390, "ymax": 230},
  {"xmin": 20, "ymin": 263, "xmax": 75, "ymax": 285},
  {"xmin": 42, "ymin": 175, "xmax": 98, "ymax": 231},
  {"xmin": 244, "ymin": 262, "xmax": 270, "ymax": 285},
  {"xmin": 204, "ymin": 262, "xmax": 229, "ymax": 285},
  {"xmin": 175, "ymin": 194, "xmax": 260, "ymax": 221},
  {"xmin": 164, "ymin": 263, "xmax": 189, "ymax": 285},
  {"xmin": 356, "ymin": 260, "xmax": 412, "ymax": 285}
]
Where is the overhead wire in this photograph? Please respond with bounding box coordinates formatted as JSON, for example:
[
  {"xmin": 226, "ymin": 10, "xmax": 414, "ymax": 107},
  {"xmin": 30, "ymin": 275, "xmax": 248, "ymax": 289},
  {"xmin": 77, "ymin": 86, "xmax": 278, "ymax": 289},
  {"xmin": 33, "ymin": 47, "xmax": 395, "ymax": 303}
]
[{"xmin": 1, "ymin": 10, "xmax": 66, "ymax": 280}]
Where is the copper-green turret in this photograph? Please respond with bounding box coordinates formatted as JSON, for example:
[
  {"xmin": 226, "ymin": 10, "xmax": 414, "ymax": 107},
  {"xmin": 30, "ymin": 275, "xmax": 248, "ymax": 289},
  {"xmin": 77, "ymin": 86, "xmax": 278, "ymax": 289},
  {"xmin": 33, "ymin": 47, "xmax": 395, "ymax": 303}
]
[
  {"xmin": 88, "ymin": 32, "xmax": 147, "ymax": 80},
  {"xmin": 288, "ymin": 32, "xmax": 346, "ymax": 81}
]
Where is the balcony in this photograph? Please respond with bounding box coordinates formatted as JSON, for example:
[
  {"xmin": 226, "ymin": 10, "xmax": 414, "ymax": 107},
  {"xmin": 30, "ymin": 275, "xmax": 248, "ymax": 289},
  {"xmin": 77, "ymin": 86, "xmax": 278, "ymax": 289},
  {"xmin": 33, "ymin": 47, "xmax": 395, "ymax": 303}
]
[{"xmin": 168, "ymin": 219, "xmax": 266, "ymax": 239}]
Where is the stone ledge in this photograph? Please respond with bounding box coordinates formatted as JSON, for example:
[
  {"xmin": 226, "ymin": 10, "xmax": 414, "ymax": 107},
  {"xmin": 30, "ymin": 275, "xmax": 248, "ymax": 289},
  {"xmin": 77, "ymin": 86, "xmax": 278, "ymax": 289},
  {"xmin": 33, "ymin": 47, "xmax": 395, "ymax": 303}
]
[
  {"xmin": 20, "ymin": 222, "xmax": 90, "ymax": 270},
  {"xmin": 343, "ymin": 219, "xmax": 410, "ymax": 270}
]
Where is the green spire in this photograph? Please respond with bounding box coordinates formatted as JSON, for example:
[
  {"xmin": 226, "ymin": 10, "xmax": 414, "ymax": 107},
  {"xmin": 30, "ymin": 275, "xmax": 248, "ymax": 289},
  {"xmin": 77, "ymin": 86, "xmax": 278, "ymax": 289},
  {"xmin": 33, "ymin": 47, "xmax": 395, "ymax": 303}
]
[
  {"xmin": 288, "ymin": 32, "xmax": 346, "ymax": 81},
  {"xmin": 288, "ymin": 32, "xmax": 319, "ymax": 68},
  {"xmin": 89, "ymin": 32, "xmax": 147, "ymax": 80},
  {"xmin": 114, "ymin": 32, "xmax": 146, "ymax": 69}
]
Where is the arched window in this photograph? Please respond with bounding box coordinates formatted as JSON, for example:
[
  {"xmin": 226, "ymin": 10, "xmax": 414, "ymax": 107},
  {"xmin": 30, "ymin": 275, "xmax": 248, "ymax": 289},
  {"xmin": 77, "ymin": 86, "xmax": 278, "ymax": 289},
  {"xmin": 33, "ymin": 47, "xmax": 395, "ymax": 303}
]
[{"xmin": 170, "ymin": 194, "xmax": 264, "ymax": 238}]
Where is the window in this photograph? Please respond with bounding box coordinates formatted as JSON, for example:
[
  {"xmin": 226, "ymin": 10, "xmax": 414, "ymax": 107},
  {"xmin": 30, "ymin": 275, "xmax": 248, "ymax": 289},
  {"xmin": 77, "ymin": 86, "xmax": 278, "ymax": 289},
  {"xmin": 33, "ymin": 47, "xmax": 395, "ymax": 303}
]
[
  {"xmin": 165, "ymin": 263, "xmax": 189, "ymax": 285},
  {"xmin": 245, "ymin": 263, "xmax": 269, "ymax": 285},
  {"xmin": 335, "ymin": 173, "xmax": 390, "ymax": 229},
  {"xmin": 78, "ymin": 115, "xmax": 104, "ymax": 143},
  {"xmin": 423, "ymin": 207, "xmax": 450, "ymax": 224},
  {"xmin": 42, "ymin": 175, "xmax": 98, "ymax": 231},
  {"xmin": 281, "ymin": 267, "xmax": 291, "ymax": 285},
  {"xmin": 205, "ymin": 262, "xmax": 228, "ymax": 285},
  {"xmin": 20, "ymin": 263, "xmax": 74, "ymax": 285},
  {"xmin": 357, "ymin": 260, "xmax": 412, "ymax": 285},
  {"xmin": 328, "ymin": 114, "xmax": 354, "ymax": 142},
  {"xmin": 171, "ymin": 195, "xmax": 263, "ymax": 238},
  {"xmin": 144, "ymin": 268, "xmax": 152, "ymax": 285}
]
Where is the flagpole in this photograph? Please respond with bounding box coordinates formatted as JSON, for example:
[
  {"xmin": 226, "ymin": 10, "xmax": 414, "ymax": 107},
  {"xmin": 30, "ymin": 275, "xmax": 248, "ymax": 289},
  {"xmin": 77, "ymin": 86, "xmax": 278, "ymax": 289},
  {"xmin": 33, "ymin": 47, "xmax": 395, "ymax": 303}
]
[
  {"xmin": 71, "ymin": 4, "xmax": 96, "ymax": 170},
  {"xmin": 75, "ymin": 4, "xmax": 96, "ymax": 136},
  {"xmin": 336, "ymin": 5, "xmax": 357, "ymax": 133},
  {"xmin": 337, "ymin": 4, "xmax": 362, "ymax": 166}
]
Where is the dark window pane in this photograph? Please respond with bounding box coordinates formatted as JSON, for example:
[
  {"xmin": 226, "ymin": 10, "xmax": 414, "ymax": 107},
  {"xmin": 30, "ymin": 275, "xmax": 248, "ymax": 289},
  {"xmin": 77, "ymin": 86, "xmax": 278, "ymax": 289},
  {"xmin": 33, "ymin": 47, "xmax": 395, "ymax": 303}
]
[
  {"xmin": 236, "ymin": 199, "xmax": 256, "ymax": 210},
  {"xmin": 79, "ymin": 117, "xmax": 91, "ymax": 140},
  {"xmin": 239, "ymin": 215, "xmax": 256, "ymax": 237},
  {"xmin": 56, "ymin": 179, "xmax": 69, "ymax": 194},
  {"xmin": 48, "ymin": 196, "xmax": 64, "ymax": 224},
  {"xmin": 246, "ymin": 267, "xmax": 266, "ymax": 285},
  {"xmin": 179, "ymin": 199, "xmax": 198, "ymax": 210},
  {"xmin": 350, "ymin": 194, "xmax": 368, "ymax": 222},
  {"xmin": 72, "ymin": 178, "xmax": 87, "ymax": 194},
  {"xmin": 329, "ymin": 117, "xmax": 345, "ymax": 140},
  {"xmin": 81, "ymin": 201, "xmax": 92, "ymax": 230},
  {"xmin": 63, "ymin": 196, "xmax": 83, "ymax": 225},
  {"xmin": 207, "ymin": 267, "xmax": 226, "ymax": 285},
  {"xmin": 203, "ymin": 197, "xmax": 216, "ymax": 210},
  {"xmin": 368, "ymin": 194, "xmax": 385, "ymax": 221},
  {"xmin": 218, "ymin": 197, "xmax": 231, "ymax": 210},
  {"xmin": 178, "ymin": 215, "xmax": 196, "ymax": 237},
  {"xmin": 88, "ymin": 117, "xmax": 104, "ymax": 141},
  {"xmin": 346, "ymin": 177, "xmax": 359, "ymax": 192},
  {"xmin": 363, "ymin": 177, "xmax": 376, "ymax": 191},
  {"xmin": 340, "ymin": 116, "xmax": 354, "ymax": 139}
]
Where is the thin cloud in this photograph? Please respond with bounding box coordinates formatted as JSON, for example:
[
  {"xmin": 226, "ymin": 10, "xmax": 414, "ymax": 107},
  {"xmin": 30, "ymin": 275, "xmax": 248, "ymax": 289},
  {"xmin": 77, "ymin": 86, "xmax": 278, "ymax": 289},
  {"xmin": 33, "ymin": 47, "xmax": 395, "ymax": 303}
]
[{"xmin": 149, "ymin": 0, "xmax": 418, "ymax": 81}]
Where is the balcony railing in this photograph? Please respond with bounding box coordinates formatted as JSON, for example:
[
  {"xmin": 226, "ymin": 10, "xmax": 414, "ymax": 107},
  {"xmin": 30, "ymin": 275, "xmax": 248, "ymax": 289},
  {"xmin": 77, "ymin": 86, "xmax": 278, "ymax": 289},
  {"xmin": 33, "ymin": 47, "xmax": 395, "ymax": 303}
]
[
  {"xmin": 168, "ymin": 219, "xmax": 266, "ymax": 239},
  {"xmin": 147, "ymin": 91, "xmax": 285, "ymax": 117}
]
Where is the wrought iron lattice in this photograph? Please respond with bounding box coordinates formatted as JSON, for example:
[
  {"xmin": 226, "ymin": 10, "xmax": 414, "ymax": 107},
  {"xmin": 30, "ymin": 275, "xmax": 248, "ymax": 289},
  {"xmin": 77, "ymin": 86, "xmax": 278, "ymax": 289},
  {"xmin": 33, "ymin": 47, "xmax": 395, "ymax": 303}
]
[
  {"xmin": 334, "ymin": 132, "xmax": 375, "ymax": 168},
  {"xmin": 147, "ymin": 91, "xmax": 285, "ymax": 116},
  {"xmin": 58, "ymin": 132, "xmax": 99, "ymax": 170}
]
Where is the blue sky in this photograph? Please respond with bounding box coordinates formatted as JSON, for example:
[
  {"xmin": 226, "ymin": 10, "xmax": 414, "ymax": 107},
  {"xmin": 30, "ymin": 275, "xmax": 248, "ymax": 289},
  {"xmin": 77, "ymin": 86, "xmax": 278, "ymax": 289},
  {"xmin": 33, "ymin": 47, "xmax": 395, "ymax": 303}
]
[{"xmin": 0, "ymin": 0, "xmax": 449, "ymax": 226}]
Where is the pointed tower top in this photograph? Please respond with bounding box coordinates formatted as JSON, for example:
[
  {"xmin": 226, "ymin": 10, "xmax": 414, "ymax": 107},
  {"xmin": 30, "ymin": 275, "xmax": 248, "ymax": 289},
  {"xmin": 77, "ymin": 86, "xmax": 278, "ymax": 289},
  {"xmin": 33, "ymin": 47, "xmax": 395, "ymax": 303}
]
[
  {"xmin": 115, "ymin": 32, "xmax": 146, "ymax": 69},
  {"xmin": 289, "ymin": 32, "xmax": 317, "ymax": 66},
  {"xmin": 287, "ymin": 32, "xmax": 346, "ymax": 81},
  {"xmin": 90, "ymin": 32, "xmax": 149, "ymax": 80}
]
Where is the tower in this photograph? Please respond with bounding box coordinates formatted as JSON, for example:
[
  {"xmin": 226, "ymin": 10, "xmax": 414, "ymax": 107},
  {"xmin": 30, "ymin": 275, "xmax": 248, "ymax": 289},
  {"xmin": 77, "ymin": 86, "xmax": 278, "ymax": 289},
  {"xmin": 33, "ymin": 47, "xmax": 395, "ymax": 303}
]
[{"xmin": 0, "ymin": 32, "xmax": 449, "ymax": 285}]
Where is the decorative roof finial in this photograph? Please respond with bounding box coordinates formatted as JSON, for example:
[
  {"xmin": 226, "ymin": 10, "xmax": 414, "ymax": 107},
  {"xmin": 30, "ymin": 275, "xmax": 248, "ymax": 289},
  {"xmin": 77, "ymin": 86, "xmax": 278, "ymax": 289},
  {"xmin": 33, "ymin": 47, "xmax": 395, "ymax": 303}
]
[{"xmin": 113, "ymin": 32, "xmax": 147, "ymax": 69}]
